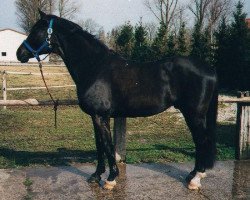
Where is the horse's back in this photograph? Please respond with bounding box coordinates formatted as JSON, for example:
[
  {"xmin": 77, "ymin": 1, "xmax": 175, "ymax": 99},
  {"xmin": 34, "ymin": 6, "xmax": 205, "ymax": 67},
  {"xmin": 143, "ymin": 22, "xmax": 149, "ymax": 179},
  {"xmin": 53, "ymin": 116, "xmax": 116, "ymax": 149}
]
[{"xmin": 173, "ymin": 56, "xmax": 216, "ymax": 78}]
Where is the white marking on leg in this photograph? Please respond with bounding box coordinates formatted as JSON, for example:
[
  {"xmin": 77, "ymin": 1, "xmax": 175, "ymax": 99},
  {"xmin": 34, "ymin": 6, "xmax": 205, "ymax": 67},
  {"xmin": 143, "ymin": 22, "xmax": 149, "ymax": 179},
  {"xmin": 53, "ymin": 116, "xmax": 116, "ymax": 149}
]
[
  {"xmin": 188, "ymin": 172, "xmax": 207, "ymax": 190},
  {"xmin": 115, "ymin": 152, "xmax": 121, "ymax": 162},
  {"xmin": 103, "ymin": 180, "xmax": 116, "ymax": 190}
]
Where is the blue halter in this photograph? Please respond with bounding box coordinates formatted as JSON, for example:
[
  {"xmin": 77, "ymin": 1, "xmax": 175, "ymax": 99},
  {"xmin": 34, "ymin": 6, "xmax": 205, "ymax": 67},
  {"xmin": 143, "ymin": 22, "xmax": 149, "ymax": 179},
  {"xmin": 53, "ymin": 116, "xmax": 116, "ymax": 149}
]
[{"xmin": 23, "ymin": 19, "xmax": 54, "ymax": 62}]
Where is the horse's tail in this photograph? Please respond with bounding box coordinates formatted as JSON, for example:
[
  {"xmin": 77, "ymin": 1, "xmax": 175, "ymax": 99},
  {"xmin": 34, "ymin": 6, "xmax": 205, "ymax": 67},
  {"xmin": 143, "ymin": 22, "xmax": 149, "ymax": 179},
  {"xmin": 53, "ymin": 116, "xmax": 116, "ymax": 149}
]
[{"xmin": 204, "ymin": 84, "xmax": 218, "ymax": 169}]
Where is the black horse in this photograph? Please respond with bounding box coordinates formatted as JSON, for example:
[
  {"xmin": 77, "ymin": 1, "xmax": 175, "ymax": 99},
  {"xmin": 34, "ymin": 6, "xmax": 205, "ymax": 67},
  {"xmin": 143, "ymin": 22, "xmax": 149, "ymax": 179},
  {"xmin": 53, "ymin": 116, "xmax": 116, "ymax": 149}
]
[{"xmin": 17, "ymin": 11, "xmax": 218, "ymax": 190}]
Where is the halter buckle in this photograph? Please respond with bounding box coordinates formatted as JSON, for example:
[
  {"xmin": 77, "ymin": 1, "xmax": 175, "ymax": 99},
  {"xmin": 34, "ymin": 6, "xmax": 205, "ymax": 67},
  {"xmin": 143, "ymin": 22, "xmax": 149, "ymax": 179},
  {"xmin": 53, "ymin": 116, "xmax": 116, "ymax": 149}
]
[{"xmin": 47, "ymin": 28, "xmax": 53, "ymax": 35}]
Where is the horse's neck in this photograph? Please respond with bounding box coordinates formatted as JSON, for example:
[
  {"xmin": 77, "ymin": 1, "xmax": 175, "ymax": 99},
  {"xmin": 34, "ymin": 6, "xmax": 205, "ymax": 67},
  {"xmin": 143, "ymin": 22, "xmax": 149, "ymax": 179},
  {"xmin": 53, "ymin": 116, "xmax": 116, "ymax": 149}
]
[{"xmin": 56, "ymin": 30, "xmax": 108, "ymax": 85}]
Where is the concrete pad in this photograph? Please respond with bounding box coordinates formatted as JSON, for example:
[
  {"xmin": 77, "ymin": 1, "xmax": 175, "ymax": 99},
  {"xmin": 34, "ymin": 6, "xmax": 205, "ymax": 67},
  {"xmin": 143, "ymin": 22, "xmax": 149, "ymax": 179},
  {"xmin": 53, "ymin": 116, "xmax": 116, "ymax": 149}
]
[
  {"xmin": 0, "ymin": 169, "xmax": 27, "ymax": 200},
  {"xmin": 0, "ymin": 161, "xmax": 249, "ymax": 200}
]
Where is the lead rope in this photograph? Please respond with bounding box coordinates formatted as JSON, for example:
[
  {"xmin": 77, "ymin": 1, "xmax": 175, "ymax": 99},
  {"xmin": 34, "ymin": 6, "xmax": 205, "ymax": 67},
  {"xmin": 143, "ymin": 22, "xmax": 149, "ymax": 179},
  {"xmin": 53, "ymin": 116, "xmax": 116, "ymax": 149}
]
[{"xmin": 38, "ymin": 61, "xmax": 59, "ymax": 129}]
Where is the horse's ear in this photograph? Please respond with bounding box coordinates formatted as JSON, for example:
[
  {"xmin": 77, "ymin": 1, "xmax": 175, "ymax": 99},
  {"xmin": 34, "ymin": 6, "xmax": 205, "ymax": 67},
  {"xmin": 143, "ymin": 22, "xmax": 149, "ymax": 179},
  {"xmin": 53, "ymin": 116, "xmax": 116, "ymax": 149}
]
[{"xmin": 38, "ymin": 9, "xmax": 46, "ymax": 19}]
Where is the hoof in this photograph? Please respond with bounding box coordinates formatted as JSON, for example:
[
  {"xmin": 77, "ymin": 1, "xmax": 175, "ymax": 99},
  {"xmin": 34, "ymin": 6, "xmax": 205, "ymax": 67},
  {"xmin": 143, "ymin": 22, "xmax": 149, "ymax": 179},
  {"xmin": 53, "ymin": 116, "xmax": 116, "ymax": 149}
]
[
  {"xmin": 188, "ymin": 180, "xmax": 201, "ymax": 190},
  {"xmin": 103, "ymin": 180, "xmax": 116, "ymax": 190},
  {"xmin": 87, "ymin": 174, "xmax": 101, "ymax": 184},
  {"xmin": 187, "ymin": 172, "xmax": 206, "ymax": 190},
  {"xmin": 199, "ymin": 172, "xmax": 207, "ymax": 179}
]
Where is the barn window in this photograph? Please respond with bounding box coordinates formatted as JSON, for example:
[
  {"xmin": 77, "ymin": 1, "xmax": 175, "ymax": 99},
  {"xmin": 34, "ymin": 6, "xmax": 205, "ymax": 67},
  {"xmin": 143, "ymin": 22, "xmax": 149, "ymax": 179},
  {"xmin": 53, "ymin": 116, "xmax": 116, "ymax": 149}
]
[{"xmin": 1, "ymin": 52, "xmax": 7, "ymax": 57}]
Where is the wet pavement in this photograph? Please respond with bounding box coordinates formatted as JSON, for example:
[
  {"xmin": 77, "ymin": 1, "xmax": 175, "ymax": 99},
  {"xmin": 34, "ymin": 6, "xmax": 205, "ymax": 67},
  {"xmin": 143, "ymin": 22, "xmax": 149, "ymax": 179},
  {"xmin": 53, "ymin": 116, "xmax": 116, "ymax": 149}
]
[{"xmin": 0, "ymin": 161, "xmax": 249, "ymax": 200}]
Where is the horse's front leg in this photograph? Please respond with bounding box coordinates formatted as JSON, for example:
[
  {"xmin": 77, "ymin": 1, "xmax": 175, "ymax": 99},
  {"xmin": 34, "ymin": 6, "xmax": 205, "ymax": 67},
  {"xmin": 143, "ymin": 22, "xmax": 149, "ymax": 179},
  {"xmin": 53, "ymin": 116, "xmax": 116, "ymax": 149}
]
[
  {"xmin": 88, "ymin": 116, "xmax": 106, "ymax": 183},
  {"xmin": 92, "ymin": 115, "xmax": 119, "ymax": 190}
]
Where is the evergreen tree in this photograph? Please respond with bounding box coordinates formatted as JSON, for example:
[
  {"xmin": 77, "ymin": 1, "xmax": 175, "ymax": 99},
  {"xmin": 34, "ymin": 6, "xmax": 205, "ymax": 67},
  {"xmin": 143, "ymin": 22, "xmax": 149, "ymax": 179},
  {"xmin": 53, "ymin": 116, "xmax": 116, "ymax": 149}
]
[
  {"xmin": 214, "ymin": 17, "xmax": 231, "ymax": 89},
  {"xmin": 247, "ymin": 27, "xmax": 250, "ymax": 72},
  {"xmin": 152, "ymin": 21, "xmax": 168, "ymax": 59},
  {"xmin": 190, "ymin": 23, "xmax": 210, "ymax": 64},
  {"xmin": 131, "ymin": 20, "xmax": 152, "ymax": 62},
  {"xmin": 134, "ymin": 20, "xmax": 147, "ymax": 47},
  {"xmin": 228, "ymin": 1, "xmax": 249, "ymax": 89},
  {"xmin": 115, "ymin": 22, "xmax": 134, "ymax": 59},
  {"xmin": 177, "ymin": 22, "xmax": 188, "ymax": 56},
  {"xmin": 166, "ymin": 32, "xmax": 176, "ymax": 57}
]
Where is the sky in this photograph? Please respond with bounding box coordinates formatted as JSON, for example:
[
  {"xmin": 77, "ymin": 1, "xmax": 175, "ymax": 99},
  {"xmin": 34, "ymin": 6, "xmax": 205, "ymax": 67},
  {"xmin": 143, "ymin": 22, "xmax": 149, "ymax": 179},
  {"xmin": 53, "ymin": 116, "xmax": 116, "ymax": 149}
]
[{"xmin": 0, "ymin": 0, "xmax": 250, "ymax": 33}]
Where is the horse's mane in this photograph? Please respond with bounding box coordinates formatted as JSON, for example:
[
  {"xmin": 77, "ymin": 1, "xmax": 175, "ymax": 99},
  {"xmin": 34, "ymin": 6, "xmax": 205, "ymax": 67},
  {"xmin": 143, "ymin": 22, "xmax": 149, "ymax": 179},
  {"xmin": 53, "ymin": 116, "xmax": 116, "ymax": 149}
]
[
  {"xmin": 82, "ymin": 30, "xmax": 110, "ymax": 51},
  {"xmin": 55, "ymin": 16, "xmax": 110, "ymax": 53}
]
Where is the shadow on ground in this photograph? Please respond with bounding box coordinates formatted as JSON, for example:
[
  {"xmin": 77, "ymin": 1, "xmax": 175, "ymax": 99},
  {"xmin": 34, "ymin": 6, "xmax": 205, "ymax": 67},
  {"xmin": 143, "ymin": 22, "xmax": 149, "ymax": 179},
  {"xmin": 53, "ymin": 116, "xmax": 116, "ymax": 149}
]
[{"xmin": 0, "ymin": 147, "xmax": 96, "ymax": 167}]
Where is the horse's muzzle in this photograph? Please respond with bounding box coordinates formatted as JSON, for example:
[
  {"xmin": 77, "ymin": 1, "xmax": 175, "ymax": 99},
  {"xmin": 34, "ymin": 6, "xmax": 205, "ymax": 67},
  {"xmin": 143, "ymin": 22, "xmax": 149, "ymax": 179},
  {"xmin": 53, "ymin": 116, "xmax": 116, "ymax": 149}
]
[{"xmin": 16, "ymin": 46, "xmax": 30, "ymax": 63}]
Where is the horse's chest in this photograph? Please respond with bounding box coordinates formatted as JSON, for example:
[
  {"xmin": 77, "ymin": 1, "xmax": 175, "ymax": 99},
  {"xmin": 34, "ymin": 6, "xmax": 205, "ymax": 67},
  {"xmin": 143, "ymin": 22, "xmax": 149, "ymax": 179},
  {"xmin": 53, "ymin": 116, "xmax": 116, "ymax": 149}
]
[{"xmin": 77, "ymin": 80, "xmax": 111, "ymax": 114}]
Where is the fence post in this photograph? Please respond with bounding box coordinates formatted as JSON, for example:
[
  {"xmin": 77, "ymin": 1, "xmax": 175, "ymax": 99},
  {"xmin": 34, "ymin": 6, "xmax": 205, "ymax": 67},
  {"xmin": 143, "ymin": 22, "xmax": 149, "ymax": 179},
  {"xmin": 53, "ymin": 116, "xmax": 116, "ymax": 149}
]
[
  {"xmin": 2, "ymin": 71, "xmax": 7, "ymax": 110},
  {"xmin": 113, "ymin": 118, "xmax": 127, "ymax": 162},
  {"xmin": 235, "ymin": 91, "xmax": 250, "ymax": 159}
]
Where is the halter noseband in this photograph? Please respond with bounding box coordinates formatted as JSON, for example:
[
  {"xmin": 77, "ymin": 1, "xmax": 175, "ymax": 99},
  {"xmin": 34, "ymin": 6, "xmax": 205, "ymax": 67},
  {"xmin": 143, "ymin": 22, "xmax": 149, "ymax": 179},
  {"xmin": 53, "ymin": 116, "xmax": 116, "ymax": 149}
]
[{"xmin": 23, "ymin": 19, "xmax": 54, "ymax": 62}]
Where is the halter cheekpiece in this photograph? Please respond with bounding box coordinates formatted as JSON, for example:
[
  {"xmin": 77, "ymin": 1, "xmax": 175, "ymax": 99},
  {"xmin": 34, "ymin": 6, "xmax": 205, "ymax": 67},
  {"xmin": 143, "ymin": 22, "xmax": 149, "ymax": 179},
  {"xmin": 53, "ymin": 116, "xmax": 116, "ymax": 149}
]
[{"xmin": 23, "ymin": 19, "xmax": 54, "ymax": 61}]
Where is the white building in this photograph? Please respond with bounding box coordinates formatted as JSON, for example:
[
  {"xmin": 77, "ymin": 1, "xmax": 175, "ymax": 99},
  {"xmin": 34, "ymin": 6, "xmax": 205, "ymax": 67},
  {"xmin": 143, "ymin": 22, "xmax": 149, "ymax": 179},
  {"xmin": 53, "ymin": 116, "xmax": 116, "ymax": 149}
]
[{"xmin": 0, "ymin": 29, "xmax": 49, "ymax": 63}]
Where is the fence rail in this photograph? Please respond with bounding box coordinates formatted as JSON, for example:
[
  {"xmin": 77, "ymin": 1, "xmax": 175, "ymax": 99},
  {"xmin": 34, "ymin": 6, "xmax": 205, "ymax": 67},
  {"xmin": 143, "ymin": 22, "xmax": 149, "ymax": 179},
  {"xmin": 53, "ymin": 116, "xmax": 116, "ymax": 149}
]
[
  {"xmin": 0, "ymin": 99, "xmax": 78, "ymax": 106},
  {"xmin": 1, "ymin": 70, "xmax": 69, "ymax": 76},
  {"xmin": 0, "ymin": 97, "xmax": 248, "ymax": 106},
  {"xmin": 7, "ymin": 85, "xmax": 76, "ymax": 91},
  {"xmin": 1, "ymin": 70, "xmax": 76, "ymax": 109},
  {"xmin": 0, "ymin": 62, "xmax": 65, "ymax": 67},
  {"xmin": 219, "ymin": 97, "xmax": 250, "ymax": 103}
]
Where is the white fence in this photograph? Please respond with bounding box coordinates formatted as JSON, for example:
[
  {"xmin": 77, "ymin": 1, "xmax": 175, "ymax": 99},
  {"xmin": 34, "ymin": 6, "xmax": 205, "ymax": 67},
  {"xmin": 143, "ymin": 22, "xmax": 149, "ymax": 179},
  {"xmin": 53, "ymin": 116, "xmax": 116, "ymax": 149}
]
[
  {"xmin": 0, "ymin": 62, "xmax": 65, "ymax": 67},
  {"xmin": 1, "ymin": 70, "xmax": 76, "ymax": 109}
]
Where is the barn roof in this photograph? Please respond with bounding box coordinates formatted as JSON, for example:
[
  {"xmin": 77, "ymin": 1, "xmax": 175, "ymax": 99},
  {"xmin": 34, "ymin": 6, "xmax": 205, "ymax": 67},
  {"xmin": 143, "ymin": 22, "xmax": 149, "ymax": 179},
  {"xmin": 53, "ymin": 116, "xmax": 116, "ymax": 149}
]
[
  {"xmin": 0, "ymin": 28, "xmax": 26, "ymax": 36},
  {"xmin": 246, "ymin": 18, "xmax": 250, "ymax": 29}
]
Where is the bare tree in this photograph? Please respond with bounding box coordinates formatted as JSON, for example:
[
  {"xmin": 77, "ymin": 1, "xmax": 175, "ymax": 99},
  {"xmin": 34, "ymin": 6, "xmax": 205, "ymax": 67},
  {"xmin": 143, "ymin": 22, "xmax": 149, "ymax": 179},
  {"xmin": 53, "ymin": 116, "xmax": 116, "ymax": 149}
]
[
  {"xmin": 106, "ymin": 28, "xmax": 120, "ymax": 50},
  {"xmin": 207, "ymin": 0, "xmax": 232, "ymax": 33},
  {"xmin": 97, "ymin": 28, "xmax": 106, "ymax": 44},
  {"xmin": 48, "ymin": 0, "xmax": 55, "ymax": 14},
  {"xmin": 78, "ymin": 18, "xmax": 102, "ymax": 35},
  {"xmin": 144, "ymin": 0, "xmax": 180, "ymax": 36},
  {"xmin": 171, "ymin": 5, "xmax": 188, "ymax": 36},
  {"xmin": 15, "ymin": 0, "xmax": 55, "ymax": 33},
  {"xmin": 145, "ymin": 22, "xmax": 158, "ymax": 42},
  {"xmin": 57, "ymin": 0, "xmax": 81, "ymax": 20},
  {"xmin": 188, "ymin": 0, "xmax": 210, "ymax": 29},
  {"xmin": 188, "ymin": 0, "xmax": 232, "ymax": 31}
]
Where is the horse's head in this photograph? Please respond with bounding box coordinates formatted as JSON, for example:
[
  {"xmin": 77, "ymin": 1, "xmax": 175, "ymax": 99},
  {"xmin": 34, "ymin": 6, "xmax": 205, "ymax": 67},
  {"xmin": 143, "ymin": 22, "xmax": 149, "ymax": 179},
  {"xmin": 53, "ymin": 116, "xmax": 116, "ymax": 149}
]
[{"xmin": 16, "ymin": 10, "xmax": 57, "ymax": 63}]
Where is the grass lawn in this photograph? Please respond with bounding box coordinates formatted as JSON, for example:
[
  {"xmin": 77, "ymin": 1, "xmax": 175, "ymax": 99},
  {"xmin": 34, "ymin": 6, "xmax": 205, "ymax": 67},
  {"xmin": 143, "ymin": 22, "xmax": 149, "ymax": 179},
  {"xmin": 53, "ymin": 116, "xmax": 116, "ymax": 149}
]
[{"xmin": 0, "ymin": 65, "xmax": 236, "ymax": 168}]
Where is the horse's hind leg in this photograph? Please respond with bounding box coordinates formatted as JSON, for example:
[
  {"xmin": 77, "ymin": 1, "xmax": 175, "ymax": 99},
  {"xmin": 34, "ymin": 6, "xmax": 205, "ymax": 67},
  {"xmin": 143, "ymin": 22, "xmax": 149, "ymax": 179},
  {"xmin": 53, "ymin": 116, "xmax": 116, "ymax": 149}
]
[
  {"xmin": 181, "ymin": 110, "xmax": 209, "ymax": 190},
  {"xmin": 92, "ymin": 115, "xmax": 119, "ymax": 190}
]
